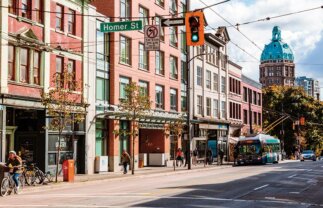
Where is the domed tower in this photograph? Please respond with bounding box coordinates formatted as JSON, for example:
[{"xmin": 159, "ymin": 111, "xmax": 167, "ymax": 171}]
[{"xmin": 259, "ymin": 26, "xmax": 295, "ymax": 87}]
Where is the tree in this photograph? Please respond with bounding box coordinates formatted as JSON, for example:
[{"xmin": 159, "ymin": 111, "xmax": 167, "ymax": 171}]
[
  {"xmin": 117, "ymin": 82, "xmax": 151, "ymax": 175},
  {"xmin": 41, "ymin": 68, "xmax": 87, "ymax": 182},
  {"xmin": 165, "ymin": 115, "xmax": 185, "ymax": 171},
  {"xmin": 262, "ymin": 85, "xmax": 323, "ymax": 156}
]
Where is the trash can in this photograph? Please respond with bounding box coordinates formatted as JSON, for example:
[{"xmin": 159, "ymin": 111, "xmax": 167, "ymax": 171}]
[{"xmin": 62, "ymin": 160, "xmax": 75, "ymax": 182}]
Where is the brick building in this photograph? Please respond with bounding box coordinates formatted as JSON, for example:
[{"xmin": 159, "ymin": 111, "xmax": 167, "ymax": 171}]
[
  {"xmin": 0, "ymin": 0, "xmax": 91, "ymax": 174},
  {"xmin": 90, "ymin": 0, "xmax": 187, "ymax": 172},
  {"xmin": 241, "ymin": 75, "xmax": 262, "ymax": 135}
]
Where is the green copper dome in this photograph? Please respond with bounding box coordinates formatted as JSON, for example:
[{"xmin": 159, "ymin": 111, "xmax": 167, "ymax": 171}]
[{"xmin": 260, "ymin": 26, "xmax": 294, "ymax": 62}]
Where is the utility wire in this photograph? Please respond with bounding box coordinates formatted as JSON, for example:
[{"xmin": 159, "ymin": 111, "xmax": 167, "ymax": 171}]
[{"xmin": 234, "ymin": 5, "xmax": 323, "ymax": 28}]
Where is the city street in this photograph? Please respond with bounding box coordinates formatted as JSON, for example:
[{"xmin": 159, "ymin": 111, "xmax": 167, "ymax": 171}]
[{"xmin": 0, "ymin": 160, "xmax": 322, "ymax": 208}]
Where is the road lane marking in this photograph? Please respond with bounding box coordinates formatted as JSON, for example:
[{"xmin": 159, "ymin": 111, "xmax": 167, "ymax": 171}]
[
  {"xmin": 288, "ymin": 174, "xmax": 297, "ymax": 178},
  {"xmin": 254, "ymin": 184, "xmax": 269, "ymax": 191},
  {"xmin": 289, "ymin": 192, "xmax": 300, "ymax": 194},
  {"xmin": 307, "ymin": 169, "xmax": 313, "ymax": 172}
]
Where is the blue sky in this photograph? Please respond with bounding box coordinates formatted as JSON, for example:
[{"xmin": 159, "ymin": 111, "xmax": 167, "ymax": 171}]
[{"xmin": 192, "ymin": 0, "xmax": 323, "ymax": 100}]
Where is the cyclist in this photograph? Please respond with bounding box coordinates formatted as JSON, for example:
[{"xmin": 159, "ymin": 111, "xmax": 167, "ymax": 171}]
[{"xmin": 5, "ymin": 151, "xmax": 22, "ymax": 191}]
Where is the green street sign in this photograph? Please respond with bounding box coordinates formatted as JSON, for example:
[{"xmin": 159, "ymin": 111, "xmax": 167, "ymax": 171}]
[{"xmin": 100, "ymin": 20, "xmax": 143, "ymax": 33}]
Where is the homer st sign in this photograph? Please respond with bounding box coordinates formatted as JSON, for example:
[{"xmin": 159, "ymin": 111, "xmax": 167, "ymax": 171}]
[{"xmin": 100, "ymin": 20, "xmax": 143, "ymax": 32}]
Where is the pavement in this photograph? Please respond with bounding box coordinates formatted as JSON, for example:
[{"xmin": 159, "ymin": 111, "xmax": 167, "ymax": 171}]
[{"xmin": 0, "ymin": 159, "xmax": 321, "ymax": 208}]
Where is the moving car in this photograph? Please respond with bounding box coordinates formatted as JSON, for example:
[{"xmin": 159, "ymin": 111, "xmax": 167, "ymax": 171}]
[{"xmin": 300, "ymin": 150, "xmax": 316, "ymax": 161}]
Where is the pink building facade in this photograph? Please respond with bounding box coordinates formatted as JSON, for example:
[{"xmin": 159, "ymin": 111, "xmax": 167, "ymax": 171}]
[{"xmin": 241, "ymin": 75, "xmax": 263, "ymax": 135}]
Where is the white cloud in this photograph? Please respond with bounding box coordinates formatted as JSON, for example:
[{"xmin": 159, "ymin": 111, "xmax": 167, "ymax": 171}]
[{"xmin": 192, "ymin": 0, "xmax": 323, "ymax": 98}]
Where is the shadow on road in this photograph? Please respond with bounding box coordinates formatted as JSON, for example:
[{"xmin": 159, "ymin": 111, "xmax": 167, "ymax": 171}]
[{"xmin": 132, "ymin": 161, "xmax": 323, "ymax": 208}]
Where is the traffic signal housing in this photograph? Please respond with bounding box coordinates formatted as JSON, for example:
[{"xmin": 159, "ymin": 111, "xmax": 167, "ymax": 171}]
[{"xmin": 185, "ymin": 11, "xmax": 204, "ymax": 46}]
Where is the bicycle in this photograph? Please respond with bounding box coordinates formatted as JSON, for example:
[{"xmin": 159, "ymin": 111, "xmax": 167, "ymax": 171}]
[{"xmin": 1, "ymin": 171, "xmax": 20, "ymax": 197}]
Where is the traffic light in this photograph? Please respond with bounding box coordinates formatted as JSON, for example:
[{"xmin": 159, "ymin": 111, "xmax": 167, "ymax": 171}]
[{"xmin": 185, "ymin": 11, "xmax": 204, "ymax": 46}]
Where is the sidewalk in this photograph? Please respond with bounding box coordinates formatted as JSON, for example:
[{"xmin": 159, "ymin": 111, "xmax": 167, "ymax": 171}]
[{"xmin": 22, "ymin": 162, "xmax": 233, "ymax": 193}]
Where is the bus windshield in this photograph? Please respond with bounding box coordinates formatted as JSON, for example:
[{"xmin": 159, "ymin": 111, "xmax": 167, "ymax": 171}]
[{"xmin": 238, "ymin": 143, "xmax": 261, "ymax": 155}]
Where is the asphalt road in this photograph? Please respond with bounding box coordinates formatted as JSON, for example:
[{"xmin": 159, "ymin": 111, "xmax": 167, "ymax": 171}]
[{"xmin": 0, "ymin": 160, "xmax": 322, "ymax": 208}]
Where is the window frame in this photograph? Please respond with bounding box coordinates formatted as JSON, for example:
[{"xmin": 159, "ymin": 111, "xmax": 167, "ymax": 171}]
[
  {"xmin": 21, "ymin": 0, "xmax": 31, "ymax": 19},
  {"xmin": 68, "ymin": 9, "xmax": 76, "ymax": 35},
  {"xmin": 34, "ymin": 0, "xmax": 43, "ymax": 23},
  {"xmin": 55, "ymin": 56, "xmax": 64, "ymax": 88},
  {"xmin": 197, "ymin": 95, "xmax": 202, "ymax": 115},
  {"xmin": 20, "ymin": 48, "xmax": 29, "ymax": 83},
  {"xmin": 119, "ymin": 76, "xmax": 130, "ymax": 100},
  {"xmin": 197, "ymin": 66, "xmax": 202, "ymax": 86},
  {"xmin": 56, "ymin": 4, "xmax": 64, "ymax": 31},
  {"xmin": 206, "ymin": 70, "xmax": 211, "ymax": 89},
  {"xmin": 120, "ymin": 0, "xmax": 131, "ymax": 21},
  {"xmin": 33, "ymin": 51, "xmax": 41, "ymax": 85},
  {"xmin": 120, "ymin": 35, "xmax": 131, "ymax": 65},
  {"xmin": 206, "ymin": 97, "xmax": 211, "ymax": 116},
  {"xmin": 8, "ymin": 45, "xmax": 15, "ymax": 81},
  {"xmin": 139, "ymin": 43, "xmax": 148, "ymax": 70},
  {"xmin": 213, "ymin": 99, "xmax": 218, "ymax": 118},
  {"xmin": 8, "ymin": 0, "xmax": 17, "ymax": 15},
  {"xmin": 169, "ymin": 26, "xmax": 178, "ymax": 47},
  {"xmin": 139, "ymin": 80, "xmax": 149, "ymax": 96},
  {"xmin": 170, "ymin": 88, "xmax": 178, "ymax": 111},
  {"xmin": 155, "ymin": 51, "xmax": 164, "ymax": 75},
  {"xmin": 139, "ymin": 6, "xmax": 149, "ymax": 32},
  {"xmin": 170, "ymin": 55, "xmax": 178, "ymax": 79},
  {"xmin": 155, "ymin": 85, "xmax": 164, "ymax": 109}
]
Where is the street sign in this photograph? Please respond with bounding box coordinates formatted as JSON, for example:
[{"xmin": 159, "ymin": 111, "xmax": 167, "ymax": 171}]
[
  {"xmin": 161, "ymin": 18, "xmax": 185, "ymax": 27},
  {"xmin": 144, "ymin": 25, "xmax": 160, "ymax": 51},
  {"xmin": 100, "ymin": 20, "xmax": 142, "ymax": 33}
]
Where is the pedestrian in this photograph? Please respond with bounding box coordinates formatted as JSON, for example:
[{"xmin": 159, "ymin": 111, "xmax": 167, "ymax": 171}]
[
  {"xmin": 233, "ymin": 145, "xmax": 239, "ymax": 166},
  {"xmin": 206, "ymin": 148, "xmax": 213, "ymax": 165},
  {"xmin": 192, "ymin": 148, "xmax": 198, "ymax": 166},
  {"xmin": 176, "ymin": 148, "xmax": 184, "ymax": 167},
  {"xmin": 4, "ymin": 151, "xmax": 22, "ymax": 193},
  {"xmin": 184, "ymin": 150, "xmax": 190, "ymax": 167},
  {"xmin": 219, "ymin": 149, "xmax": 224, "ymax": 165},
  {"xmin": 121, "ymin": 149, "xmax": 131, "ymax": 174}
]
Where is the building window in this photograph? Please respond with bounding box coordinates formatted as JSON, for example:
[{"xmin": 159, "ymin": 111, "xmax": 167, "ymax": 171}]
[
  {"xmin": 253, "ymin": 91, "xmax": 257, "ymax": 104},
  {"xmin": 181, "ymin": 30, "xmax": 186, "ymax": 53},
  {"xmin": 33, "ymin": 51, "xmax": 40, "ymax": 85},
  {"xmin": 139, "ymin": 43, "xmax": 148, "ymax": 70},
  {"xmin": 253, "ymin": 112, "xmax": 257, "ymax": 125},
  {"xmin": 96, "ymin": 78, "xmax": 109, "ymax": 102},
  {"xmin": 155, "ymin": 0, "xmax": 164, "ymax": 7},
  {"xmin": 258, "ymin": 113, "xmax": 261, "ymax": 125},
  {"xmin": 213, "ymin": 73, "xmax": 218, "ymax": 91},
  {"xmin": 181, "ymin": 61, "xmax": 187, "ymax": 85},
  {"xmin": 206, "ymin": 70, "xmax": 211, "ymax": 89},
  {"xmin": 120, "ymin": 0, "xmax": 130, "ymax": 21},
  {"xmin": 170, "ymin": 89, "xmax": 177, "ymax": 111},
  {"xmin": 206, "ymin": 46, "xmax": 215, "ymax": 65},
  {"xmin": 197, "ymin": 66, "xmax": 202, "ymax": 86},
  {"xmin": 155, "ymin": 85, "xmax": 164, "ymax": 109},
  {"xmin": 221, "ymin": 76, "xmax": 226, "ymax": 93},
  {"xmin": 221, "ymin": 101, "xmax": 226, "ymax": 118},
  {"xmin": 229, "ymin": 102, "xmax": 233, "ymax": 119},
  {"xmin": 181, "ymin": 95, "xmax": 187, "ymax": 112},
  {"xmin": 155, "ymin": 51, "xmax": 164, "ymax": 75},
  {"xmin": 20, "ymin": 48, "xmax": 29, "ymax": 83},
  {"xmin": 35, "ymin": 0, "xmax": 43, "ymax": 23},
  {"xmin": 169, "ymin": 0, "xmax": 177, "ymax": 14},
  {"xmin": 56, "ymin": 56, "xmax": 63, "ymax": 87},
  {"xmin": 120, "ymin": 36, "xmax": 131, "ymax": 65},
  {"xmin": 169, "ymin": 26, "xmax": 178, "ymax": 47},
  {"xmin": 206, "ymin": 97, "xmax": 211, "ymax": 116},
  {"xmin": 170, "ymin": 56, "xmax": 178, "ymax": 79},
  {"xmin": 56, "ymin": 4, "xmax": 64, "ymax": 31},
  {"xmin": 213, "ymin": 99, "xmax": 219, "ymax": 118},
  {"xmin": 139, "ymin": 80, "xmax": 148, "ymax": 96},
  {"xmin": 67, "ymin": 59, "xmax": 75, "ymax": 90},
  {"xmin": 243, "ymin": 110, "xmax": 248, "ymax": 124},
  {"xmin": 21, "ymin": 0, "xmax": 31, "ymax": 19},
  {"xmin": 119, "ymin": 76, "xmax": 130, "ymax": 100},
  {"xmin": 8, "ymin": 0, "xmax": 17, "ymax": 15},
  {"xmin": 8, "ymin": 45, "xmax": 15, "ymax": 81},
  {"xmin": 68, "ymin": 9, "xmax": 76, "ymax": 35},
  {"xmin": 96, "ymin": 20, "xmax": 110, "ymax": 102},
  {"xmin": 243, "ymin": 87, "xmax": 248, "ymax": 102},
  {"xmin": 155, "ymin": 16, "xmax": 164, "ymax": 41},
  {"xmin": 197, "ymin": 95, "xmax": 202, "ymax": 115},
  {"xmin": 139, "ymin": 6, "xmax": 149, "ymax": 32}
]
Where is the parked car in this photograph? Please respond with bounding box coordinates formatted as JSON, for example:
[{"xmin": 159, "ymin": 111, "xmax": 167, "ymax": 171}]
[{"xmin": 300, "ymin": 150, "xmax": 316, "ymax": 161}]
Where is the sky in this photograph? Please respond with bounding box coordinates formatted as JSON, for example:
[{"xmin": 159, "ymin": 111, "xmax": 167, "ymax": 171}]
[{"xmin": 191, "ymin": 0, "xmax": 323, "ymax": 100}]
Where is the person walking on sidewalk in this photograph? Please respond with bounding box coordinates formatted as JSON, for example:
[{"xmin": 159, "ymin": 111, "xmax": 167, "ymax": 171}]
[
  {"xmin": 176, "ymin": 148, "xmax": 184, "ymax": 167},
  {"xmin": 192, "ymin": 148, "xmax": 198, "ymax": 166},
  {"xmin": 233, "ymin": 145, "xmax": 239, "ymax": 166},
  {"xmin": 121, "ymin": 150, "xmax": 131, "ymax": 174}
]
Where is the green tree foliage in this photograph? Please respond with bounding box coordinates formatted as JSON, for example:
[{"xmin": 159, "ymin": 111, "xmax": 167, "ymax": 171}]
[
  {"xmin": 117, "ymin": 82, "xmax": 152, "ymax": 175},
  {"xmin": 41, "ymin": 69, "xmax": 87, "ymax": 182},
  {"xmin": 262, "ymin": 85, "xmax": 323, "ymax": 156}
]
